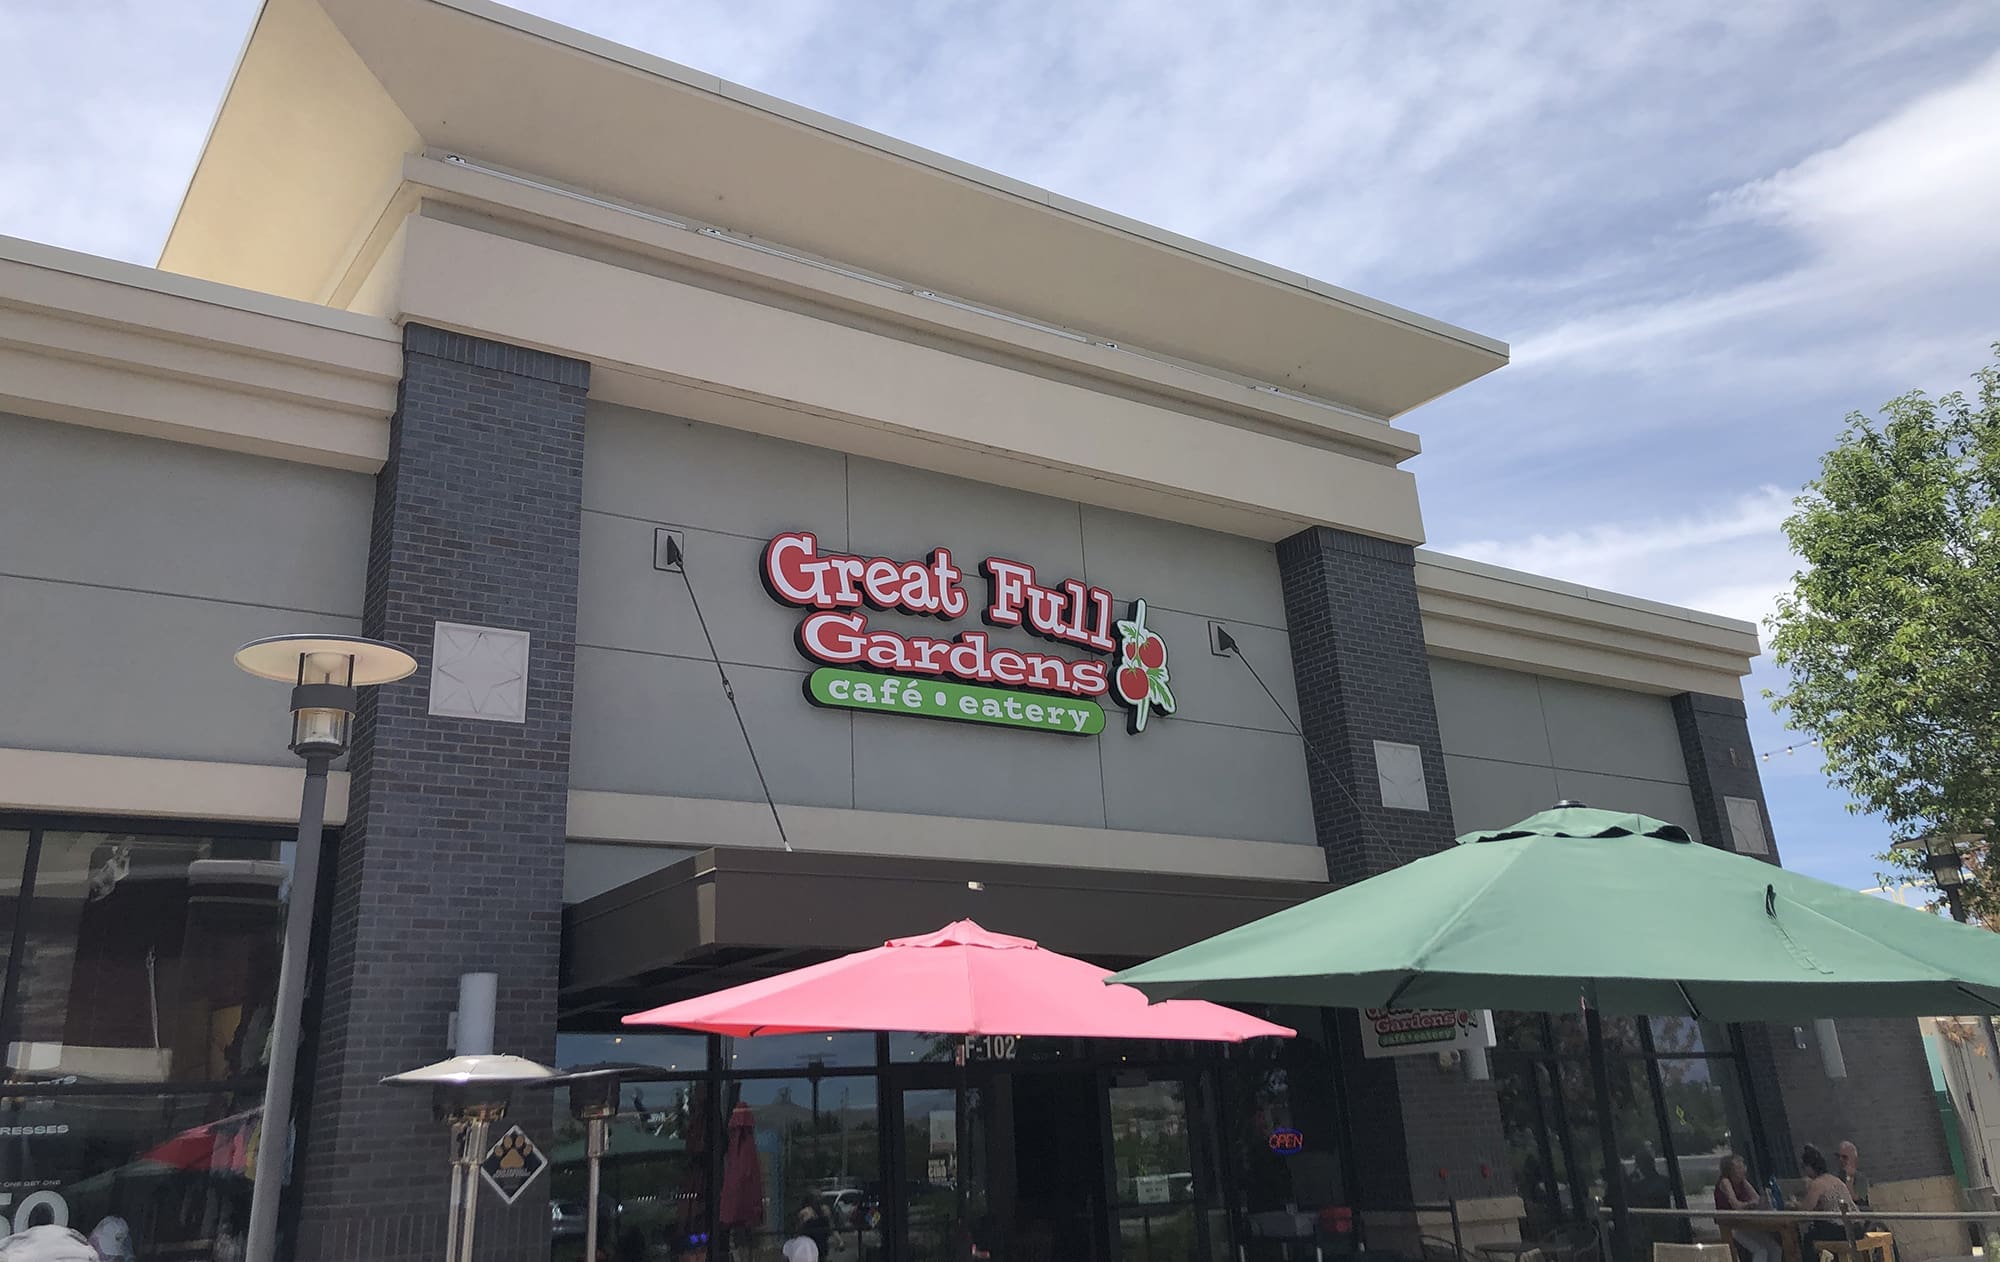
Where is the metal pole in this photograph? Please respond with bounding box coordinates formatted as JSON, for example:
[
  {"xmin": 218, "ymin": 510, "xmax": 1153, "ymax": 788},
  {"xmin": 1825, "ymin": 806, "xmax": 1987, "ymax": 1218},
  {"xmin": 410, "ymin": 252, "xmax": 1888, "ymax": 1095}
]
[
  {"xmin": 587, "ymin": 1115, "xmax": 608, "ymax": 1262},
  {"xmin": 458, "ymin": 1116, "xmax": 489, "ymax": 1262},
  {"xmin": 1584, "ymin": 994, "xmax": 1632, "ymax": 1262},
  {"xmin": 445, "ymin": 1120, "xmax": 466, "ymax": 1262},
  {"xmin": 246, "ymin": 751, "xmax": 333, "ymax": 1262}
]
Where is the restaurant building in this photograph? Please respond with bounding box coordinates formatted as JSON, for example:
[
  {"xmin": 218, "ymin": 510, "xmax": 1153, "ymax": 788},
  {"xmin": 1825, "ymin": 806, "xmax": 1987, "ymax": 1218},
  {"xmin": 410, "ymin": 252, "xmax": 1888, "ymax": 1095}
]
[{"xmin": 0, "ymin": 0, "xmax": 1960, "ymax": 1258}]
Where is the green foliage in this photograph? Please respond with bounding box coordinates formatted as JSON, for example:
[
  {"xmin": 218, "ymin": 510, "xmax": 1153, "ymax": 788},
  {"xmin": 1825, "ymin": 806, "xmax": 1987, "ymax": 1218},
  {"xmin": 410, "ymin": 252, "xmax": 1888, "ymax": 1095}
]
[{"xmin": 1767, "ymin": 344, "xmax": 2000, "ymax": 921}]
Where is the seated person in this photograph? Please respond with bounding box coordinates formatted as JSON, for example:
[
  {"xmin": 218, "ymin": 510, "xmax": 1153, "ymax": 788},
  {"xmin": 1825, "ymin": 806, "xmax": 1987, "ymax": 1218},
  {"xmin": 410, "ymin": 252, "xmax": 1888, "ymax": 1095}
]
[
  {"xmin": 1715, "ymin": 1154, "xmax": 1781, "ymax": 1262},
  {"xmin": 1797, "ymin": 1144, "xmax": 1856, "ymax": 1253}
]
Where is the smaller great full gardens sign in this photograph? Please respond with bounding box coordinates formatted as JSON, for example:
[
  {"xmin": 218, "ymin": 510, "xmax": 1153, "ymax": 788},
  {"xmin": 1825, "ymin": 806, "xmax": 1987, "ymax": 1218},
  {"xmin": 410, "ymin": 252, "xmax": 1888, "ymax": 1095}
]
[{"xmin": 762, "ymin": 531, "xmax": 1176, "ymax": 736}]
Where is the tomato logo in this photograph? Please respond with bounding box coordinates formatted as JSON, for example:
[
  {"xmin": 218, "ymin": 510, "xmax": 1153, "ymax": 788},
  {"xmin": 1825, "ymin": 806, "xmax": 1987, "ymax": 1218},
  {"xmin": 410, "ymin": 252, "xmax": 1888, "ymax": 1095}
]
[{"xmin": 1111, "ymin": 600, "xmax": 1176, "ymax": 733}]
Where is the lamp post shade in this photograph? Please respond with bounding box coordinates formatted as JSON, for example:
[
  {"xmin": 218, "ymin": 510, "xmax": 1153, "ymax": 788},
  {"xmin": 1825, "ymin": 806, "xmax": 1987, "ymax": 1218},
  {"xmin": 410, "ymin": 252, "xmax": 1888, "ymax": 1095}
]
[{"xmin": 233, "ymin": 633, "xmax": 418, "ymax": 685}]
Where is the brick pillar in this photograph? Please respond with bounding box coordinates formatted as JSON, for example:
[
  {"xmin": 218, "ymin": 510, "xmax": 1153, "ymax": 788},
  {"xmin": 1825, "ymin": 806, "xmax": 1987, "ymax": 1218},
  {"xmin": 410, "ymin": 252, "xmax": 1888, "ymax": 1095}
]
[
  {"xmin": 1277, "ymin": 527, "xmax": 1517, "ymax": 1216},
  {"xmin": 291, "ymin": 326, "xmax": 588, "ymax": 1260},
  {"xmin": 1670, "ymin": 692, "xmax": 1955, "ymax": 1191}
]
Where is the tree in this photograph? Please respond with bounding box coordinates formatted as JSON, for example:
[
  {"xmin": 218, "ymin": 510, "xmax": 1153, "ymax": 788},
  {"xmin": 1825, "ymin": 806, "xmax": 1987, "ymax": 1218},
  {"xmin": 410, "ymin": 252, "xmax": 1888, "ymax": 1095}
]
[{"xmin": 1766, "ymin": 344, "xmax": 2000, "ymax": 922}]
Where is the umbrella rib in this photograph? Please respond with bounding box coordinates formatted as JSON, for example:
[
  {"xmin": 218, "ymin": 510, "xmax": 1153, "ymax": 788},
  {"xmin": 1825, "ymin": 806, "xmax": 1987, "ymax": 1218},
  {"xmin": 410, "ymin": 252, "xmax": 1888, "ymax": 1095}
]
[
  {"xmin": 1382, "ymin": 972, "xmax": 1420, "ymax": 1011},
  {"xmin": 1955, "ymin": 984, "xmax": 2000, "ymax": 1015},
  {"xmin": 1675, "ymin": 981, "xmax": 1703, "ymax": 1020}
]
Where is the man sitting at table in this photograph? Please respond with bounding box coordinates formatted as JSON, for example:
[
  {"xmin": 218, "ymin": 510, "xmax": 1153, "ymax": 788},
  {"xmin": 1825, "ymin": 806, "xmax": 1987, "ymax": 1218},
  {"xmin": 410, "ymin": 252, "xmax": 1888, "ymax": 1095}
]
[{"xmin": 1715, "ymin": 1154, "xmax": 1781, "ymax": 1262}]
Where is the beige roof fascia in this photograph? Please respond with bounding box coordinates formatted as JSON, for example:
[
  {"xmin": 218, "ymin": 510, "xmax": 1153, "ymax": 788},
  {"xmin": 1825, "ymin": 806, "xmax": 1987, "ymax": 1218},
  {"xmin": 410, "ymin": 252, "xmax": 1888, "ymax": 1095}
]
[
  {"xmin": 0, "ymin": 235, "xmax": 399, "ymax": 471},
  {"xmin": 391, "ymin": 213, "xmax": 1429, "ymax": 542},
  {"xmin": 373, "ymin": 153, "xmax": 1422, "ymax": 465},
  {"xmin": 1414, "ymin": 549, "xmax": 1763, "ymax": 698},
  {"xmin": 161, "ymin": 0, "xmax": 1507, "ymax": 420}
]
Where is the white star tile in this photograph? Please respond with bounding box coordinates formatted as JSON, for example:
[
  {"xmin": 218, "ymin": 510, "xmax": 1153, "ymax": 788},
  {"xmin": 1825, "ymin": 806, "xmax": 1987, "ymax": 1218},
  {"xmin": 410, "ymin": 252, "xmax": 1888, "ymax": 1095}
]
[{"xmin": 429, "ymin": 622, "xmax": 531, "ymax": 723}]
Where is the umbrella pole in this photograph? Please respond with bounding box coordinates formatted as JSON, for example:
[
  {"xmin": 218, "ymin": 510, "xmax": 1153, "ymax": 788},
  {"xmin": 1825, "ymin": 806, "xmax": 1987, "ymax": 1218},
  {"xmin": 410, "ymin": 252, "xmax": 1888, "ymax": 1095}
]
[
  {"xmin": 956, "ymin": 1036, "xmax": 970, "ymax": 1260},
  {"xmin": 1584, "ymin": 996, "xmax": 1631, "ymax": 1262}
]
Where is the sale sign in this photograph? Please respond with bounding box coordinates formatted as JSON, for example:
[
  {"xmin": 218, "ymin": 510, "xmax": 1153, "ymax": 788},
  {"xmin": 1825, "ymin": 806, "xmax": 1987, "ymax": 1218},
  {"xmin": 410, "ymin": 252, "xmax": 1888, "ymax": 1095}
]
[{"xmin": 761, "ymin": 531, "xmax": 1177, "ymax": 736}]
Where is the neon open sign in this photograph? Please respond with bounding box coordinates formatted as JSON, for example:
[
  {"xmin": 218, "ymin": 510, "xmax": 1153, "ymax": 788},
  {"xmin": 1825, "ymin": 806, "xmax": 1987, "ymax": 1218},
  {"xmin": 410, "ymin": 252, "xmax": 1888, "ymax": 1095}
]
[
  {"xmin": 1268, "ymin": 1127, "xmax": 1304, "ymax": 1154},
  {"xmin": 761, "ymin": 532, "xmax": 1179, "ymax": 735}
]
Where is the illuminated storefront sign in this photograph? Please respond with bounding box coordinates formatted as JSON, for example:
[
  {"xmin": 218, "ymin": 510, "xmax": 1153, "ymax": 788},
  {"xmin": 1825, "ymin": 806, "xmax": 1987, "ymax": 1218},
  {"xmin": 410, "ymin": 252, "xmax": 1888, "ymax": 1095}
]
[{"xmin": 762, "ymin": 531, "xmax": 1177, "ymax": 734}]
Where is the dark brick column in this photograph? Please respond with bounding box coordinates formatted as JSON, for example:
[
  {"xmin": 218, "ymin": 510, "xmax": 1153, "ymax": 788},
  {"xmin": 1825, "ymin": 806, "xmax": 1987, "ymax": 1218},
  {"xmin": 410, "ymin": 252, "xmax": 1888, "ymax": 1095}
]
[
  {"xmin": 1671, "ymin": 693, "xmax": 1782, "ymax": 862},
  {"xmin": 291, "ymin": 326, "xmax": 588, "ymax": 1260},
  {"xmin": 1670, "ymin": 692, "xmax": 1954, "ymax": 1190},
  {"xmin": 1278, "ymin": 527, "xmax": 1516, "ymax": 1212}
]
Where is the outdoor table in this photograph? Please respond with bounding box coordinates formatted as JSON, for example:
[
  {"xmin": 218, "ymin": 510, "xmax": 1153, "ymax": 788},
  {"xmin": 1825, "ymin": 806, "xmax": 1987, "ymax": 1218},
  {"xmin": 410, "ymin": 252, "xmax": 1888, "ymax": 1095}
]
[{"xmin": 1476, "ymin": 1242, "xmax": 1542, "ymax": 1262}]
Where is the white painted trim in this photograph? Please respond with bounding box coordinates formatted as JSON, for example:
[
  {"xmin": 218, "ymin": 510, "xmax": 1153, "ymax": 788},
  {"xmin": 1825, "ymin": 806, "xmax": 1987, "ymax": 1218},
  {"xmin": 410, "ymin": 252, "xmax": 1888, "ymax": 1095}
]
[
  {"xmin": 1415, "ymin": 551, "xmax": 1761, "ymax": 698},
  {"xmin": 0, "ymin": 748, "xmax": 346, "ymax": 825},
  {"xmin": 566, "ymin": 789, "xmax": 1330, "ymax": 883}
]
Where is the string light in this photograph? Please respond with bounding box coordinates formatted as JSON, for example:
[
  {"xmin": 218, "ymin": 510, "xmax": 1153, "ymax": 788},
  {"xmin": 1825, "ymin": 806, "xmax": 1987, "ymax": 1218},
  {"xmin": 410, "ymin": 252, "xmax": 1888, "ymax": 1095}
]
[{"xmin": 1758, "ymin": 737, "xmax": 1821, "ymax": 763}]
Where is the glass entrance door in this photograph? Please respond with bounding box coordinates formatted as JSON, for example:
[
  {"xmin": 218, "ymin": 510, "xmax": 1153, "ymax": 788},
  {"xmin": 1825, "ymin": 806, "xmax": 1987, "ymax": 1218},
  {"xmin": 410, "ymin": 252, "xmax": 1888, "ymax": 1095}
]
[
  {"xmin": 893, "ymin": 1081, "xmax": 992, "ymax": 1262},
  {"xmin": 1105, "ymin": 1074, "xmax": 1219, "ymax": 1262}
]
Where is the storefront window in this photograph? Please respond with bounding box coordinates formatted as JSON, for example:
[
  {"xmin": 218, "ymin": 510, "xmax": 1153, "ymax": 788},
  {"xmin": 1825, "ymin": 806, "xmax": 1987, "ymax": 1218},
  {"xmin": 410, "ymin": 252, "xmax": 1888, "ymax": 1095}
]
[
  {"xmin": 0, "ymin": 821, "xmax": 293, "ymax": 1261},
  {"xmin": 720, "ymin": 1075, "xmax": 883, "ymax": 1262},
  {"xmin": 1, "ymin": 831, "xmax": 289, "ymax": 1087},
  {"xmin": 550, "ymin": 1076, "xmax": 712, "ymax": 1262},
  {"xmin": 0, "ymin": 1089, "xmax": 257, "ymax": 1251},
  {"xmin": 725, "ymin": 1033, "xmax": 876, "ymax": 1072},
  {"xmin": 557, "ymin": 1031, "xmax": 710, "ymax": 1074},
  {"xmin": 1220, "ymin": 1009, "xmax": 1342, "ymax": 1262},
  {"xmin": 1491, "ymin": 1010, "xmax": 1760, "ymax": 1246}
]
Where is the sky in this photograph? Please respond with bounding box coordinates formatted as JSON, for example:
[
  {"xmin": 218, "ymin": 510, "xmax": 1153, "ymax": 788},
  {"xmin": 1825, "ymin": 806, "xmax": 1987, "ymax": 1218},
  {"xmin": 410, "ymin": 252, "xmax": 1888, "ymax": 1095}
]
[{"xmin": 4, "ymin": 1, "xmax": 1998, "ymax": 894}]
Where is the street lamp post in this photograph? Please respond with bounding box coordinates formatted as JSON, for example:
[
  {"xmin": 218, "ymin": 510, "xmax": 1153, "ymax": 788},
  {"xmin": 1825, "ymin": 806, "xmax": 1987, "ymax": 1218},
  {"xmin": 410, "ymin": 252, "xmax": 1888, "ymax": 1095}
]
[
  {"xmin": 1895, "ymin": 832, "xmax": 1983, "ymax": 924},
  {"xmin": 234, "ymin": 634, "xmax": 417, "ymax": 1262},
  {"xmin": 1896, "ymin": 832, "xmax": 2000, "ymax": 1088},
  {"xmin": 382, "ymin": 1054, "xmax": 558, "ymax": 1262}
]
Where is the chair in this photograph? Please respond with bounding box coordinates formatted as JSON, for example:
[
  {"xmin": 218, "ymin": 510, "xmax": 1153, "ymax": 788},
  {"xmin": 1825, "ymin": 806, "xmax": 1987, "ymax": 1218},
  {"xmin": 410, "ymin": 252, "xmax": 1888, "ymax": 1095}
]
[
  {"xmin": 1537, "ymin": 1223, "xmax": 1603, "ymax": 1262},
  {"xmin": 1419, "ymin": 1237, "xmax": 1477, "ymax": 1262},
  {"xmin": 1812, "ymin": 1232, "xmax": 1893, "ymax": 1262}
]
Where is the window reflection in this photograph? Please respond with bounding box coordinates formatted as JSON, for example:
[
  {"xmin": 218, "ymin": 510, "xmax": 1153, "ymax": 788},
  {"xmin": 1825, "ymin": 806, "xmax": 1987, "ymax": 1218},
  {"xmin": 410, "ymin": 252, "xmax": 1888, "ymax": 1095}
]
[
  {"xmin": 0, "ymin": 1090, "xmax": 258, "ymax": 1256},
  {"xmin": 2, "ymin": 832, "xmax": 289, "ymax": 1087},
  {"xmin": 720, "ymin": 1076, "xmax": 883, "ymax": 1262},
  {"xmin": 550, "ymin": 1078, "xmax": 711, "ymax": 1262}
]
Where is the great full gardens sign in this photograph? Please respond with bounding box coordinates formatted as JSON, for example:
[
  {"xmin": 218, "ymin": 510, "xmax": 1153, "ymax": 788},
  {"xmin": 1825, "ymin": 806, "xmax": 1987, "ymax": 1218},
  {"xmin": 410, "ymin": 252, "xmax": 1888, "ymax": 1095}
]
[{"xmin": 761, "ymin": 531, "xmax": 1177, "ymax": 737}]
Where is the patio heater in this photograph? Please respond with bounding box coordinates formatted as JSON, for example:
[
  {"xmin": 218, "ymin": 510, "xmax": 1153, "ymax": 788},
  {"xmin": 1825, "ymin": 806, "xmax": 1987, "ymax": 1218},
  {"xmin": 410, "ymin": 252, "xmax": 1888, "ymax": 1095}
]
[
  {"xmin": 233, "ymin": 633, "xmax": 417, "ymax": 1262},
  {"xmin": 382, "ymin": 1053, "xmax": 557, "ymax": 1262},
  {"xmin": 545, "ymin": 1063, "xmax": 664, "ymax": 1262}
]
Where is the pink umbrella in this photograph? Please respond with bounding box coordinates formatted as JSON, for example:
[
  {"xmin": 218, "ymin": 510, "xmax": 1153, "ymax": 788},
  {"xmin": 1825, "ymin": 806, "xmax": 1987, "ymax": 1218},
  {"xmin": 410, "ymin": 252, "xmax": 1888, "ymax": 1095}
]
[{"xmin": 623, "ymin": 920, "xmax": 1291, "ymax": 1040}]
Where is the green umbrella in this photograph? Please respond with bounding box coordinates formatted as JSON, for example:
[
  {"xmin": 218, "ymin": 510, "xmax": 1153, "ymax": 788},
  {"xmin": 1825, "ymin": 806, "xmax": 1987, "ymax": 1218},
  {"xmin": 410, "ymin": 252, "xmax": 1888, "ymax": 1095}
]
[{"xmin": 1110, "ymin": 802, "xmax": 2000, "ymax": 1258}]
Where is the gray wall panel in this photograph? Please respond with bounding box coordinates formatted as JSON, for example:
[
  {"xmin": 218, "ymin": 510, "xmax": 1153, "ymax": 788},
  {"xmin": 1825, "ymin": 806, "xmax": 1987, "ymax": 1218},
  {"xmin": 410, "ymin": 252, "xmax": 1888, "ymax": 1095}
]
[
  {"xmin": 851, "ymin": 704, "xmax": 1104, "ymax": 828},
  {"xmin": 1552, "ymin": 769, "xmax": 1703, "ymax": 841},
  {"xmin": 1441, "ymin": 754, "xmax": 1560, "ymax": 837},
  {"xmin": 1431, "ymin": 659, "xmax": 1700, "ymax": 840},
  {"xmin": 564, "ymin": 842, "xmax": 697, "ymax": 904},
  {"xmin": 576, "ymin": 406, "xmax": 1317, "ymax": 849},
  {"xmin": 0, "ymin": 411, "xmax": 371, "ymax": 616},
  {"xmin": 583, "ymin": 404, "xmax": 848, "ymax": 542},
  {"xmin": 1430, "ymin": 657, "xmax": 1552, "ymax": 765},
  {"xmin": 1137, "ymin": 607, "xmax": 1297, "ymax": 735},
  {"xmin": 1538, "ymin": 675, "xmax": 1694, "ymax": 784},
  {"xmin": 570, "ymin": 647, "xmax": 853, "ymax": 806},
  {"xmin": 1101, "ymin": 717, "xmax": 1316, "ymax": 844},
  {"xmin": 577, "ymin": 513, "xmax": 805, "ymax": 671},
  {"xmin": 1081, "ymin": 504, "xmax": 1288, "ymax": 629},
  {"xmin": 0, "ymin": 575, "xmax": 358, "ymax": 765}
]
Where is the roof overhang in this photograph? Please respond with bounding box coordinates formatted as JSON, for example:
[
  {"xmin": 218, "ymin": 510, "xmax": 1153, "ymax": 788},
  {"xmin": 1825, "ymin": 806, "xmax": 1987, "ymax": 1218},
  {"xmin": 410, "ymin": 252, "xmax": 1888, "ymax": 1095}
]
[
  {"xmin": 560, "ymin": 847, "xmax": 1330, "ymax": 1019},
  {"xmin": 162, "ymin": 0, "xmax": 1507, "ymax": 420}
]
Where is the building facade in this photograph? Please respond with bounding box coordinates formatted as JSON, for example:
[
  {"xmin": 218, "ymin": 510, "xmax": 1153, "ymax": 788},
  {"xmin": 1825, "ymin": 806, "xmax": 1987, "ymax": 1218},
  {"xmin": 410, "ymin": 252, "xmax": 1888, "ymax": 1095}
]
[{"xmin": 0, "ymin": 0, "xmax": 1957, "ymax": 1258}]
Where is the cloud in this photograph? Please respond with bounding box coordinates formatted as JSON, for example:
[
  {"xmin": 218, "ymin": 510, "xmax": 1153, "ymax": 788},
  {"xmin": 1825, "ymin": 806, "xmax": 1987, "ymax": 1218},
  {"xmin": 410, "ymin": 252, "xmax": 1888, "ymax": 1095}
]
[
  {"xmin": 1440, "ymin": 484, "xmax": 1796, "ymax": 627},
  {"xmin": 1515, "ymin": 49, "xmax": 2000, "ymax": 381}
]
